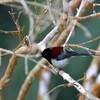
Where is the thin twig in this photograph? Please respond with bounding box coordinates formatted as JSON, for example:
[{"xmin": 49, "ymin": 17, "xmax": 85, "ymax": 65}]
[
  {"xmin": 63, "ymin": 0, "xmax": 83, "ymax": 46},
  {"xmin": 73, "ymin": 12, "xmax": 100, "ymax": 21},
  {"xmin": 47, "ymin": 78, "xmax": 84, "ymax": 95},
  {"xmin": 67, "ymin": 44, "xmax": 100, "ymax": 54},
  {"xmin": 20, "ymin": 0, "xmax": 35, "ymax": 42},
  {"xmin": 25, "ymin": 55, "xmax": 28, "ymax": 75},
  {"xmin": 79, "ymin": 36, "xmax": 100, "ymax": 46}
]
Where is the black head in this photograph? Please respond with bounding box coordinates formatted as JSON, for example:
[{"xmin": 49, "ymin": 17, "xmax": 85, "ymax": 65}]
[
  {"xmin": 42, "ymin": 48, "xmax": 51, "ymax": 59},
  {"xmin": 42, "ymin": 48, "xmax": 52, "ymax": 63}
]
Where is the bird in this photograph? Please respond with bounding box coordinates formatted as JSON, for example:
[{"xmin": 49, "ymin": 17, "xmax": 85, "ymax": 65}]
[{"xmin": 42, "ymin": 47, "xmax": 93, "ymax": 68}]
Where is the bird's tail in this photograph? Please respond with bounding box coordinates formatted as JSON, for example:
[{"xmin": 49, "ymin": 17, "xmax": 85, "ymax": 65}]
[
  {"xmin": 73, "ymin": 52, "xmax": 99, "ymax": 57},
  {"xmin": 75, "ymin": 52, "xmax": 91, "ymax": 56},
  {"xmin": 65, "ymin": 49, "xmax": 100, "ymax": 57}
]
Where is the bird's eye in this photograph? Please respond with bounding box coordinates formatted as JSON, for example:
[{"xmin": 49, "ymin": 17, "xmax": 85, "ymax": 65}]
[
  {"xmin": 42, "ymin": 51, "xmax": 47, "ymax": 58},
  {"xmin": 42, "ymin": 48, "xmax": 50, "ymax": 58},
  {"xmin": 44, "ymin": 52, "xmax": 48, "ymax": 56}
]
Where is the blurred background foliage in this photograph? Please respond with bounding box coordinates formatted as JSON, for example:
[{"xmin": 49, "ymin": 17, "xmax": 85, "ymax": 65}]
[{"xmin": 0, "ymin": 0, "xmax": 100, "ymax": 100}]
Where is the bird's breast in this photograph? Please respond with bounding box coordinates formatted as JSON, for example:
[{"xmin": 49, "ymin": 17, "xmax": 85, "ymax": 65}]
[{"xmin": 51, "ymin": 58, "xmax": 69, "ymax": 68}]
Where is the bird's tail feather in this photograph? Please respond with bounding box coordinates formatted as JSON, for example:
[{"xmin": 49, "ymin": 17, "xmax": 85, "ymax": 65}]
[
  {"xmin": 75, "ymin": 53, "xmax": 91, "ymax": 56},
  {"xmin": 74, "ymin": 52, "xmax": 100, "ymax": 57},
  {"xmin": 65, "ymin": 49, "xmax": 100, "ymax": 57}
]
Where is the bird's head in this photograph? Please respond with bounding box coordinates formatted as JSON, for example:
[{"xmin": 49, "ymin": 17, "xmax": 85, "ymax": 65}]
[{"xmin": 42, "ymin": 48, "xmax": 52, "ymax": 60}]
